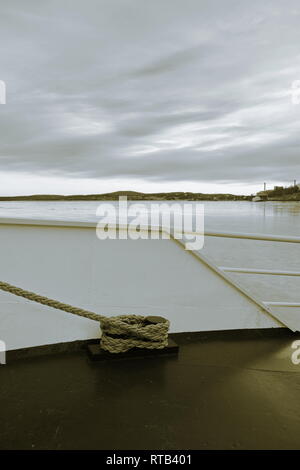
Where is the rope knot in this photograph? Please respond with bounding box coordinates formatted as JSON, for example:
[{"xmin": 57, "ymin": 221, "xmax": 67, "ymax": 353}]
[
  {"xmin": 99, "ymin": 315, "xmax": 170, "ymax": 353},
  {"xmin": 0, "ymin": 280, "xmax": 171, "ymax": 355}
]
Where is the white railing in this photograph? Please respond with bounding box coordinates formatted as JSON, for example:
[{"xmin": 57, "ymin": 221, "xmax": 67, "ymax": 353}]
[
  {"xmin": 204, "ymin": 230, "xmax": 300, "ymax": 244},
  {"xmin": 0, "ymin": 218, "xmax": 300, "ymax": 241},
  {"xmin": 263, "ymin": 302, "xmax": 300, "ymax": 307},
  {"xmin": 219, "ymin": 267, "xmax": 300, "ymax": 276},
  {"xmin": 200, "ymin": 229, "xmax": 300, "ymax": 309}
]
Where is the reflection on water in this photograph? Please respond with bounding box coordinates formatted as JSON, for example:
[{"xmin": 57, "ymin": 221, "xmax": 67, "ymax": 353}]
[
  {"xmin": 199, "ymin": 201, "xmax": 300, "ymax": 236},
  {"xmin": 271, "ymin": 202, "xmax": 300, "ymax": 216}
]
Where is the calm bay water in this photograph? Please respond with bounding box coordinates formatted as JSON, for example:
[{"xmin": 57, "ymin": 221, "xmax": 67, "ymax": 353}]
[{"xmin": 0, "ymin": 200, "xmax": 299, "ymax": 235}]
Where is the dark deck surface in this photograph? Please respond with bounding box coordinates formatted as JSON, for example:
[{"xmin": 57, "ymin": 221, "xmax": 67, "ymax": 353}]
[{"xmin": 1, "ymin": 329, "xmax": 300, "ymax": 450}]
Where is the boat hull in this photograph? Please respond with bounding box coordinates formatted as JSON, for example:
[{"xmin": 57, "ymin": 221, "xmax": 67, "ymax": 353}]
[{"xmin": 0, "ymin": 218, "xmax": 282, "ymax": 351}]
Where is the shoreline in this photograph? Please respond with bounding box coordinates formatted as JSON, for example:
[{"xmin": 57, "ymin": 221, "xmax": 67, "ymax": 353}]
[
  {"xmin": 0, "ymin": 191, "xmax": 252, "ymax": 202},
  {"xmin": 0, "ymin": 197, "xmax": 299, "ymax": 203},
  {"xmin": 0, "ymin": 191, "xmax": 299, "ymax": 203}
]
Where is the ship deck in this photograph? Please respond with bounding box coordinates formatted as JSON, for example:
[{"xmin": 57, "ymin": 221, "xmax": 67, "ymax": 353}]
[{"xmin": 1, "ymin": 328, "xmax": 300, "ymax": 450}]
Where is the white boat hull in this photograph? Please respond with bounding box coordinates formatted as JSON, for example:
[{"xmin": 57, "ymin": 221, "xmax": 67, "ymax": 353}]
[{"xmin": 0, "ymin": 218, "xmax": 284, "ymax": 351}]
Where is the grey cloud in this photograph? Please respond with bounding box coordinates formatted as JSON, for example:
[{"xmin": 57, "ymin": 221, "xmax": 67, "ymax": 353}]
[{"xmin": 0, "ymin": 0, "xmax": 300, "ymax": 189}]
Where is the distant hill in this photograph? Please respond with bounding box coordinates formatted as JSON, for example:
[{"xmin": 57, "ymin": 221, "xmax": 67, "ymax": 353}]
[{"xmin": 0, "ymin": 191, "xmax": 251, "ymax": 201}]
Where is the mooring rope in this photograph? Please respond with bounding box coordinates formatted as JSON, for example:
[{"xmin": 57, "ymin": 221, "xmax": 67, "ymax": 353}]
[{"xmin": 0, "ymin": 281, "xmax": 170, "ymax": 354}]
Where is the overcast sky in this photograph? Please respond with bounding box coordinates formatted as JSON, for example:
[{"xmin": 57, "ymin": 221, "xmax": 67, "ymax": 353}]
[{"xmin": 0, "ymin": 0, "xmax": 300, "ymax": 195}]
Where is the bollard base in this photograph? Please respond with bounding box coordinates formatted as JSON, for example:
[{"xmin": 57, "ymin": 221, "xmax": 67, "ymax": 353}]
[{"xmin": 87, "ymin": 338, "xmax": 179, "ymax": 362}]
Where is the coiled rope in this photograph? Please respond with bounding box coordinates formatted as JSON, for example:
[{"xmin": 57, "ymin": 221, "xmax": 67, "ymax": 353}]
[{"xmin": 0, "ymin": 281, "xmax": 170, "ymax": 354}]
